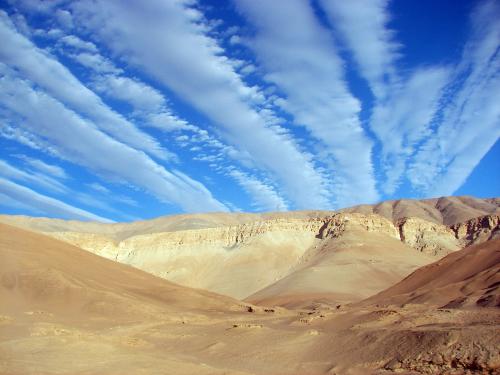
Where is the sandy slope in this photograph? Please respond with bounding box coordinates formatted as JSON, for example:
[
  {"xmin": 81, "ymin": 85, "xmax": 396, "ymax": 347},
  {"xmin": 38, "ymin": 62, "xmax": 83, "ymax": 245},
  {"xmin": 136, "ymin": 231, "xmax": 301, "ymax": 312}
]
[
  {"xmin": 362, "ymin": 238, "xmax": 500, "ymax": 308},
  {"xmin": 246, "ymin": 230, "xmax": 435, "ymax": 308},
  {"xmin": 0, "ymin": 222, "xmax": 252, "ymax": 317},
  {"xmin": 1, "ymin": 223, "xmax": 498, "ymax": 374}
]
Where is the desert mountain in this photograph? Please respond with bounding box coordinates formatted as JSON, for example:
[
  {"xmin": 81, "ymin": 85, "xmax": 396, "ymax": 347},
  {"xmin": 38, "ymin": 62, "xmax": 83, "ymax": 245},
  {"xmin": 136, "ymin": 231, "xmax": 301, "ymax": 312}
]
[
  {"xmin": 1, "ymin": 209, "xmax": 498, "ymax": 374},
  {"xmin": 0, "ymin": 196, "xmax": 498, "ymax": 306},
  {"xmin": 2, "ymin": 195, "xmax": 498, "ymax": 235}
]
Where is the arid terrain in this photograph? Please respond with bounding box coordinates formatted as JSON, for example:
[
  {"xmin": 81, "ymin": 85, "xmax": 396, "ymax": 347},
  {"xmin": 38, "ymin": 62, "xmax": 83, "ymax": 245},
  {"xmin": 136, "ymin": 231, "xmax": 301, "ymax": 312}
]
[{"xmin": 1, "ymin": 196, "xmax": 499, "ymax": 374}]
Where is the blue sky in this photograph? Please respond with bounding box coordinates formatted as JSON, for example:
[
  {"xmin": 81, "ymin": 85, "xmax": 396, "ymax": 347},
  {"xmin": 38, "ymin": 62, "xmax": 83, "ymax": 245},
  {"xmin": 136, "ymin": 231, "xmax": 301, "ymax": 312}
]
[{"xmin": 0, "ymin": 0, "xmax": 498, "ymax": 222}]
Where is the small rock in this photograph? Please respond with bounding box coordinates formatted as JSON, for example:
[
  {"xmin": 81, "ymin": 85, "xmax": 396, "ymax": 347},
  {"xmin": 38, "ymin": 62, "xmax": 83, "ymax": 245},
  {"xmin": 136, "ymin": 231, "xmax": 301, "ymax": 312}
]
[{"xmin": 384, "ymin": 358, "xmax": 402, "ymax": 370}]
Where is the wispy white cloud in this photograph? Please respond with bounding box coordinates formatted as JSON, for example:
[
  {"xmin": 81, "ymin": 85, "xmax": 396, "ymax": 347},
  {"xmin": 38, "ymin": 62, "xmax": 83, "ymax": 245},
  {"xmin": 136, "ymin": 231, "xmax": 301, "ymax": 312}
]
[
  {"xmin": 70, "ymin": 0, "xmax": 331, "ymax": 209},
  {"xmin": 0, "ymin": 122, "xmax": 58, "ymax": 155},
  {"xmin": 9, "ymin": 12, "xmax": 32, "ymax": 36},
  {"xmin": 8, "ymin": 0, "xmax": 65, "ymax": 15},
  {"xmin": 0, "ymin": 0, "xmax": 496, "ymax": 219},
  {"xmin": 67, "ymin": 51, "xmax": 123, "ymax": 74},
  {"xmin": 91, "ymin": 74, "xmax": 165, "ymax": 112},
  {"xmin": 0, "ymin": 157, "xmax": 74, "ymax": 215},
  {"xmin": 0, "ymin": 159, "xmax": 68, "ymax": 194},
  {"xmin": 0, "ymin": 177, "xmax": 113, "ymax": 222},
  {"xmin": 21, "ymin": 157, "xmax": 68, "ymax": 179},
  {"xmin": 408, "ymin": 0, "xmax": 500, "ymax": 196},
  {"xmin": 234, "ymin": 0, "xmax": 378, "ymax": 207},
  {"xmin": 55, "ymin": 8, "xmax": 73, "ymax": 29},
  {"xmin": 0, "ymin": 191, "xmax": 35, "ymax": 211},
  {"xmin": 319, "ymin": 0, "xmax": 399, "ymax": 99},
  {"xmin": 228, "ymin": 169, "xmax": 288, "ymax": 211},
  {"xmin": 0, "ymin": 65, "xmax": 229, "ymax": 213},
  {"xmin": 90, "ymin": 73, "xmax": 196, "ymax": 132},
  {"xmin": 0, "ymin": 11, "xmax": 169, "ymax": 159},
  {"xmin": 87, "ymin": 182, "xmax": 110, "ymax": 194},
  {"xmin": 55, "ymin": 33, "xmax": 204, "ymax": 134},
  {"xmin": 59, "ymin": 34, "xmax": 97, "ymax": 52},
  {"xmin": 86, "ymin": 182, "xmax": 139, "ymax": 208},
  {"xmin": 320, "ymin": 0, "xmax": 450, "ymax": 194},
  {"xmin": 372, "ymin": 67, "xmax": 450, "ymax": 193}
]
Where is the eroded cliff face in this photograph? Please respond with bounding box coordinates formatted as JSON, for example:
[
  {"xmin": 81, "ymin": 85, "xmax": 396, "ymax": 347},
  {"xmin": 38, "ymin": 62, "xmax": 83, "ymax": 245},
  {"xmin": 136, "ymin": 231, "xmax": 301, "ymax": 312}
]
[
  {"xmin": 451, "ymin": 214, "xmax": 499, "ymax": 245},
  {"xmin": 42, "ymin": 213, "xmax": 399, "ymax": 262},
  {"xmin": 317, "ymin": 213, "xmax": 400, "ymax": 240},
  {"xmin": 397, "ymin": 217, "xmax": 462, "ymax": 256},
  {"xmin": 392, "ymin": 215, "xmax": 499, "ymax": 256}
]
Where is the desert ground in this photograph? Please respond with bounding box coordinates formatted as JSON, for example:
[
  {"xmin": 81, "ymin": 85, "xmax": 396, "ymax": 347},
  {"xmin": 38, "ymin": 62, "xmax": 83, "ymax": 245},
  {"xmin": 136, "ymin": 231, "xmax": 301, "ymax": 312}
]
[{"xmin": 1, "ymin": 196, "xmax": 499, "ymax": 374}]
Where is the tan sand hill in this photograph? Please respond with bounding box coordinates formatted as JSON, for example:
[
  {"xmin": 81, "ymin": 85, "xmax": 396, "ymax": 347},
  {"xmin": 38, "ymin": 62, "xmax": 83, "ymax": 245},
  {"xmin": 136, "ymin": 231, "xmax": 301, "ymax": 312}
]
[
  {"xmin": 362, "ymin": 238, "xmax": 500, "ymax": 308},
  {"xmin": 1, "ymin": 223, "xmax": 498, "ymax": 374},
  {"xmin": 0, "ymin": 223, "xmax": 246, "ymax": 317}
]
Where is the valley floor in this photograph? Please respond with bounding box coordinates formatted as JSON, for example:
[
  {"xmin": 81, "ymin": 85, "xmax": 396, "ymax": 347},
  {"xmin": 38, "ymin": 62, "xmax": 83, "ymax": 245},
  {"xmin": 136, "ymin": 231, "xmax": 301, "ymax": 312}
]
[{"xmin": 1, "ymin": 303, "xmax": 499, "ymax": 374}]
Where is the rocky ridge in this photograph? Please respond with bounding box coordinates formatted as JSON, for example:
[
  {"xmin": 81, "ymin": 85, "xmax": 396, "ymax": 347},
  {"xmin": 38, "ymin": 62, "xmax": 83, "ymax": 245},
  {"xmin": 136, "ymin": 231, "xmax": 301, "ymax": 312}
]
[{"xmin": 42, "ymin": 212, "xmax": 499, "ymax": 261}]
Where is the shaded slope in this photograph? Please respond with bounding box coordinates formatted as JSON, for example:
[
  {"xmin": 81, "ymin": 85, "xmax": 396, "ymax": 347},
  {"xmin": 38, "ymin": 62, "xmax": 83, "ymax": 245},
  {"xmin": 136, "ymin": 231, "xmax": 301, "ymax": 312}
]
[
  {"xmin": 361, "ymin": 238, "xmax": 500, "ymax": 308},
  {"xmin": 0, "ymin": 223, "xmax": 243, "ymax": 319}
]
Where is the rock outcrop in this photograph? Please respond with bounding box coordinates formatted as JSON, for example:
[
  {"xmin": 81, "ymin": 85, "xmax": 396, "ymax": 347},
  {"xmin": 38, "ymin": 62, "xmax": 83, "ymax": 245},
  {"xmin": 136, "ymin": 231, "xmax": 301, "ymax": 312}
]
[
  {"xmin": 396, "ymin": 217, "xmax": 462, "ymax": 256},
  {"xmin": 317, "ymin": 213, "xmax": 400, "ymax": 240},
  {"xmin": 451, "ymin": 214, "xmax": 499, "ymax": 245}
]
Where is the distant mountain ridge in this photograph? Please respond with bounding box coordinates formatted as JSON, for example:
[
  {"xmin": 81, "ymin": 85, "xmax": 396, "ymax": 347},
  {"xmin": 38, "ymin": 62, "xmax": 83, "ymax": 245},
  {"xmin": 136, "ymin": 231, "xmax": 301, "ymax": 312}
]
[{"xmin": 1, "ymin": 195, "xmax": 498, "ymax": 237}]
